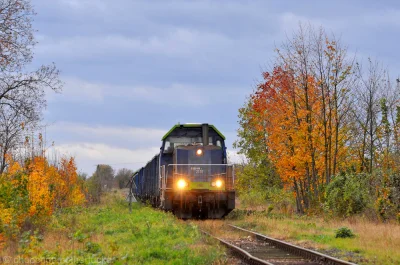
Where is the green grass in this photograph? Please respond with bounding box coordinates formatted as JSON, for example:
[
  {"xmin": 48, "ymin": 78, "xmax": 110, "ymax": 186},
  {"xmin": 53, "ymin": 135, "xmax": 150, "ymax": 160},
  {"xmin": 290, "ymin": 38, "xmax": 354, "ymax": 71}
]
[{"xmin": 7, "ymin": 193, "xmax": 224, "ymax": 264}]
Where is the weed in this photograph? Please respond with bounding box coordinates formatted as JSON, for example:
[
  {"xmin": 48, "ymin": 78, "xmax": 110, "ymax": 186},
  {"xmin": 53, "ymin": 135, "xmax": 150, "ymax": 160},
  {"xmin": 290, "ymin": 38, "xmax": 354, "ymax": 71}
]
[
  {"xmin": 145, "ymin": 220, "xmax": 152, "ymax": 233},
  {"xmin": 335, "ymin": 227, "xmax": 355, "ymax": 238},
  {"xmin": 72, "ymin": 230, "xmax": 87, "ymax": 243},
  {"xmin": 267, "ymin": 205, "xmax": 274, "ymax": 214},
  {"xmin": 84, "ymin": 241, "xmax": 101, "ymax": 254},
  {"xmin": 225, "ymin": 209, "xmax": 245, "ymax": 220}
]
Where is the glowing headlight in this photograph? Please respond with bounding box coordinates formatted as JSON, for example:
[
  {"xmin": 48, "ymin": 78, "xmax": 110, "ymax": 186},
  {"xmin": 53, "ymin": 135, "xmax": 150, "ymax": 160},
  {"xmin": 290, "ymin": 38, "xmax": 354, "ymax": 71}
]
[
  {"xmin": 177, "ymin": 179, "xmax": 188, "ymax": 189},
  {"xmin": 215, "ymin": 180, "xmax": 223, "ymax": 188},
  {"xmin": 196, "ymin": 149, "xmax": 203, "ymax": 156}
]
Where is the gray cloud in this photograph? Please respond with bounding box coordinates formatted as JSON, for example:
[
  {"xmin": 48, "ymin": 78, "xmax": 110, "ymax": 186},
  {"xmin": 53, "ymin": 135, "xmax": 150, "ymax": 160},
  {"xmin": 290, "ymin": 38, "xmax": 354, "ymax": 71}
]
[
  {"xmin": 47, "ymin": 77, "xmax": 246, "ymax": 107},
  {"xmin": 30, "ymin": 0, "xmax": 400, "ymax": 174}
]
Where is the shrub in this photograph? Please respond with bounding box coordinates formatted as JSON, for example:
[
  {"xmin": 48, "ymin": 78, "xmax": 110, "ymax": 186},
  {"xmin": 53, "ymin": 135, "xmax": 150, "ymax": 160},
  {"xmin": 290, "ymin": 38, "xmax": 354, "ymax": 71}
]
[
  {"xmin": 225, "ymin": 209, "xmax": 246, "ymax": 220},
  {"xmin": 325, "ymin": 173, "xmax": 370, "ymax": 217},
  {"xmin": 335, "ymin": 227, "xmax": 355, "ymax": 238},
  {"xmin": 0, "ymin": 156, "xmax": 87, "ymax": 243},
  {"xmin": 389, "ymin": 172, "xmax": 400, "ymax": 208},
  {"xmin": 265, "ymin": 187, "xmax": 295, "ymax": 213},
  {"xmin": 84, "ymin": 241, "xmax": 101, "ymax": 254},
  {"xmin": 238, "ymin": 190, "xmax": 266, "ymax": 208},
  {"xmin": 267, "ymin": 205, "xmax": 274, "ymax": 214},
  {"xmin": 368, "ymin": 170, "xmax": 399, "ymax": 221}
]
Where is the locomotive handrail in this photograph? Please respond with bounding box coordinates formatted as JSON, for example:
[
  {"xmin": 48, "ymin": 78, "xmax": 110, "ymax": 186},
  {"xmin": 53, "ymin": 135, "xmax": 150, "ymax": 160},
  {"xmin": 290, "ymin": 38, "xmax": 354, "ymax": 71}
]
[
  {"xmin": 166, "ymin": 164, "xmax": 235, "ymax": 190},
  {"xmin": 172, "ymin": 172, "xmax": 227, "ymax": 176},
  {"xmin": 167, "ymin": 164, "xmax": 235, "ymax": 166}
]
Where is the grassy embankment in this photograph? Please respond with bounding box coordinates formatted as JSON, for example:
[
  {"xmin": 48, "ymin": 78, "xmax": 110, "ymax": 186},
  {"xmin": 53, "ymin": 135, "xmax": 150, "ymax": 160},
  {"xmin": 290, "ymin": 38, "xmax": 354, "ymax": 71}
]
[
  {"xmin": 1, "ymin": 192, "xmax": 225, "ymax": 265},
  {"xmin": 200, "ymin": 209, "xmax": 400, "ymax": 265}
]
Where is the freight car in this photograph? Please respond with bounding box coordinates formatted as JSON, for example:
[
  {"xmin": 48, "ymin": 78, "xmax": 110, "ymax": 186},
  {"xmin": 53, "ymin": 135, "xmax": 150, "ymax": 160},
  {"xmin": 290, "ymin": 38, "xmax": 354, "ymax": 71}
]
[{"xmin": 128, "ymin": 123, "xmax": 235, "ymax": 219}]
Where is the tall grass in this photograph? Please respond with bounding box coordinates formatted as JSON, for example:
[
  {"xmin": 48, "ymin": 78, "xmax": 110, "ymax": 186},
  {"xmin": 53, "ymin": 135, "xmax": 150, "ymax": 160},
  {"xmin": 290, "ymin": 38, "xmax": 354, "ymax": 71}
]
[{"xmin": 1, "ymin": 192, "xmax": 226, "ymax": 264}]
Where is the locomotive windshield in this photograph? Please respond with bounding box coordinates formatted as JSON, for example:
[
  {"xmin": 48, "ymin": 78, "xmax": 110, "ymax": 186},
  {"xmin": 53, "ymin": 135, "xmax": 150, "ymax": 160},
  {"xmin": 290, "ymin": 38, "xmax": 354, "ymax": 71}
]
[{"xmin": 164, "ymin": 136, "xmax": 222, "ymax": 152}]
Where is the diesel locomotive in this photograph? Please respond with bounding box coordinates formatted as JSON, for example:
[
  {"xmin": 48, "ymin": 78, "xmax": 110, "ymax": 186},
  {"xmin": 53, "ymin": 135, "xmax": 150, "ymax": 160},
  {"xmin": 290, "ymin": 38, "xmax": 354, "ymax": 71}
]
[{"xmin": 128, "ymin": 123, "xmax": 235, "ymax": 219}]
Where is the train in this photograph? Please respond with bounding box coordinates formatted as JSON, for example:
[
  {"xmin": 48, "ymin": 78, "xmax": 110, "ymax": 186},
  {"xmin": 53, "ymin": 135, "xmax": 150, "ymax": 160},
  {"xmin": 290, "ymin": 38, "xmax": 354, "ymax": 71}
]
[{"xmin": 128, "ymin": 123, "xmax": 235, "ymax": 219}]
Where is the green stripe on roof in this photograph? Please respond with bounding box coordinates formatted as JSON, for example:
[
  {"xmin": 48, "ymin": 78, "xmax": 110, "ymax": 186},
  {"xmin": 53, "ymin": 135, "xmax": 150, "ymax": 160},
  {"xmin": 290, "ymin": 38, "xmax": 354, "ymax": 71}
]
[
  {"xmin": 209, "ymin": 125, "xmax": 226, "ymax": 140},
  {"xmin": 161, "ymin": 124, "xmax": 226, "ymax": 140}
]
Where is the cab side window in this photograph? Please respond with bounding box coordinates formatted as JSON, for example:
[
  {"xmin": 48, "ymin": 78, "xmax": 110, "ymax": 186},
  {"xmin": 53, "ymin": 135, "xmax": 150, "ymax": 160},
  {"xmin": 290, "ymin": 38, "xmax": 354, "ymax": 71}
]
[{"xmin": 164, "ymin": 141, "xmax": 170, "ymax": 152}]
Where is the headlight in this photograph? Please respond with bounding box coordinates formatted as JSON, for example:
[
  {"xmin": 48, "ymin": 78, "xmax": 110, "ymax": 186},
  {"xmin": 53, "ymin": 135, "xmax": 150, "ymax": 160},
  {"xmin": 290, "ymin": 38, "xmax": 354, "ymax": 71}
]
[
  {"xmin": 212, "ymin": 179, "xmax": 223, "ymax": 188},
  {"xmin": 216, "ymin": 180, "xmax": 223, "ymax": 188},
  {"xmin": 196, "ymin": 149, "xmax": 203, "ymax": 156},
  {"xmin": 177, "ymin": 179, "xmax": 188, "ymax": 189}
]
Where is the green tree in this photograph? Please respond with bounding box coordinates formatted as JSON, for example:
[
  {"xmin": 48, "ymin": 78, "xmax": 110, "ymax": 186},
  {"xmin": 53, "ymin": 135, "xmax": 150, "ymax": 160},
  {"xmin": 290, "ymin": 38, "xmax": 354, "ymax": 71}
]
[
  {"xmin": 86, "ymin": 165, "xmax": 115, "ymax": 202},
  {"xmin": 234, "ymin": 98, "xmax": 281, "ymax": 200},
  {"xmin": 115, "ymin": 168, "xmax": 133, "ymax": 189}
]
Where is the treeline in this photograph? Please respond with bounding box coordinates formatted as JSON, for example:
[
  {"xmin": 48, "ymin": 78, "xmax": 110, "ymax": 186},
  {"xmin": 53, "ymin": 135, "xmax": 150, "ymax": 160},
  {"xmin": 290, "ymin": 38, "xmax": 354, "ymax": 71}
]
[
  {"xmin": 86, "ymin": 165, "xmax": 133, "ymax": 203},
  {"xmin": 235, "ymin": 25, "xmax": 400, "ymax": 221}
]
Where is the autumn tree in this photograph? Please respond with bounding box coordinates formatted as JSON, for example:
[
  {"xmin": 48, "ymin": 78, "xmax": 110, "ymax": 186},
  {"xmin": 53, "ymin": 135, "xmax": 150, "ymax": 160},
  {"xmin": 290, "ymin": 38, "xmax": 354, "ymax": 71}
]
[
  {"xmin": 250, "ymin": 66, "xmax": 324, "ymax": 212},
  {"xmin": 0, "ymin": 0, "xmax": 62, "ymax": 172},
  {"xmin": 275, "ymin": 25, "xmax": 355, "ymax": 186},
  {"xmin": 237, "ymin": 25, "xmax": 355, "ymax": 213},
  {"xmin": 55, "ymin": 157, "xmax": 86, "ymax": 208}
]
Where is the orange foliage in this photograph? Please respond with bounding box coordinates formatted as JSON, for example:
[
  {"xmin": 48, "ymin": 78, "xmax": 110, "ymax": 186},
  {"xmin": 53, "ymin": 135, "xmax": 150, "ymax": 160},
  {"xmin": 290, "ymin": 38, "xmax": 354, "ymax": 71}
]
[
  {"xmin": 57, "ymin": 157, "xmax": 86, "ymax": 207},
  {"xmin": 0, "ymin": 233, "xmax": 4, "ymax": 252},
  {"xmin": 27, "ymin": 156, "xmax": 86, "ymax": 217},
  {"xmin": 0, "ymin": 155, "xmax": 86, "ymax": 241},
  {"xmin": 252, "ymin": 67, "xmax": 322, "ymax": 185},
  {"xmin": 250, "ymin": 65, "xmax": 348, "ymax": 210},
  {"xmin": 28, "ymin": 157, "xmax": 56, "ymax": 217}
]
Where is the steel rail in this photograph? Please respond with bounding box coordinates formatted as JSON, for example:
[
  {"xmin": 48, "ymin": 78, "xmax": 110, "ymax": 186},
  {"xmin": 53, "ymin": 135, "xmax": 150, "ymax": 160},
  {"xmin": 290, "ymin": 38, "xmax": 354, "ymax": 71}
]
[
  {"xmin": 228, "ymin": 224, "xmax": 358, "ymax": 265},
  {"xmin": 200, "ymin": 229, "xmax": 274, "ymax": 265}
]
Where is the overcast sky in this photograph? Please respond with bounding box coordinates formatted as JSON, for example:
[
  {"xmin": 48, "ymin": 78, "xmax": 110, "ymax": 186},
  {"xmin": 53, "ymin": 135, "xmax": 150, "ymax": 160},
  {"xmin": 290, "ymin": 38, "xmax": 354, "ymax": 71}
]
[{"xmin": 31, "ymin": 0, "xmax": 400, "ymax": 175}]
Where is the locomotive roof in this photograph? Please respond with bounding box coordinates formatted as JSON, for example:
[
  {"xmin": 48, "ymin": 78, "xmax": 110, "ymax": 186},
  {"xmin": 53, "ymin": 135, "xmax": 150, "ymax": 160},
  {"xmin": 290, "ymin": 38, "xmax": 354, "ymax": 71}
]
[{"xmin": 161, "ymin": 123, "xmax": 226, "ymax": 140}]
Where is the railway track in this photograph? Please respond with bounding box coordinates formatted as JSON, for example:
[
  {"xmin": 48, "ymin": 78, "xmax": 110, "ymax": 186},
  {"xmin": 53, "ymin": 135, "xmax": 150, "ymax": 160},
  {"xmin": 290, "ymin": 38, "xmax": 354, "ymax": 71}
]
[{"xmin": 201, "ymin": 224, "xmax": 358, "ymax": 265}]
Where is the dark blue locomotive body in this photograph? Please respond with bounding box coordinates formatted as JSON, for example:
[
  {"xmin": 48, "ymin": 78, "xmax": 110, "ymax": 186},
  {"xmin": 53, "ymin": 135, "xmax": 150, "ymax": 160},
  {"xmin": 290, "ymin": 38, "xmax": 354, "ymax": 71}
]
[{"xmin": 129, "ymin": 123, "xmax": 235, "ymax": 219}]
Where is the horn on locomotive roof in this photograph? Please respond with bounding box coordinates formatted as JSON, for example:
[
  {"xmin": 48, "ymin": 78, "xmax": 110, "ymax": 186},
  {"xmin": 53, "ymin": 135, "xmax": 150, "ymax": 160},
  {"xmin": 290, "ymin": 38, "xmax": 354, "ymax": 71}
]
[{"xmin": 202, "ymin": 123, "xmax": 209, "ymax": 146}]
